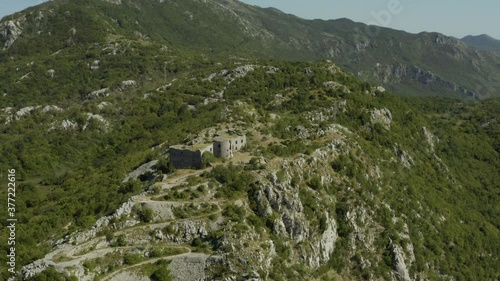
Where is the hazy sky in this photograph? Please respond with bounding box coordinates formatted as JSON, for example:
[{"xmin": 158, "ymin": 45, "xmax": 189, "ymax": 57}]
[
  {"xmin": 1, "ymin": 0, "xmax": 499, "ymax": 39},
  {"xmin": 240, "ymin": 0, "xmax": 500, "ymax": 39}
]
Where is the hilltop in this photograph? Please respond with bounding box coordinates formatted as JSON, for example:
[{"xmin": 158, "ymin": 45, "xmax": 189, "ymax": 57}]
[
  {"xmin": 462, "ymin": 34, "xmax": 500, "ymax": 52},
  {"xmin": 0, "ymin": 1, "xmax": 498, "ymax": 280}
]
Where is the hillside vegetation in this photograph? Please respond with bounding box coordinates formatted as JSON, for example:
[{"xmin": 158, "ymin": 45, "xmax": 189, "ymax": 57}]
[
  {"xmin": 1, "ymin": 0, "xmax": 500, "ymax": 99},
  {"xmin": 0, "ymin": 0, "xmax": 498, "ymax": 280}
]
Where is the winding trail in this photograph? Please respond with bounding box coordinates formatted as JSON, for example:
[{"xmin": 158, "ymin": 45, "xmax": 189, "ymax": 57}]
[
  {"xmin": 100, "ymin": 246, "xmax": 196, "ymax": 281},
  {"xmin": 26, "ymin": 167, "xmax": 222, "ymax": 279}
]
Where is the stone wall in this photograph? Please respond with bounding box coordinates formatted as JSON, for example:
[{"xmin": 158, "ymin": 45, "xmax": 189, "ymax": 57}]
[
  {"xmin": 171, "ymin": 135, "xmax": 246, "ymax": 168},
  {"xmin": 213, "ymin": 139, "xmax": 231, "ymax": 158},
  {"xmin": 213, "ymin": 135, "xmax": 246, "ymax": 158},
  {"xmin": 169, "ymin": 148, "xmax": 203, "ymax": 169}
]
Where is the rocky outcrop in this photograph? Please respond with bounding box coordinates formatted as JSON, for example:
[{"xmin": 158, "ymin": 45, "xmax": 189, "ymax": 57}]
[
  {"xmin": 324, "ymin": 81, "xmax": 351, "ymax": 94},
  {"xmin": 101, "ymin": 0, "xmax": 122, "ymax": 4},
  {"xmin": 370, "ymin": 108, "xmax": 393, "ymax": 129},
  {"xmin": 60, "ymin": 120, "xmax": 77, "ymax": 130},
  {"xmin": 86, "ymin": 88, "xmax": 109, "ymax": 100},
  {"xmin": 90, "ymin": 60, "xmax": 100, "ymax": 70},
  {"xmin": 307, "ymin": 213, "xmax": 338, "ymax": 267},
  {"xmin": 373, "ymin": 63, "xmax": 477, "ymax": 98},
  {"xmin": 120, "ymin": 80, "xmax": 137, "ymax": 90},
  {"xmin": 0, "ymin": 20, "xmax": 23, "ymax": 50},
  {"xmin": 3, "ymin": 105, "xmax": 63, "ymax": 124},
  {"xmin": 422, "ymin": 126, "xmax": 438, "ymax": 152},
  {"xmin": 169, "ymin": 253, "xmax": 210, "ymax": 281},
  {"xmin": 173, "ymin": 220, "xmax": 208, "ymax": 243},
  {"xmin": 251, "ymin": 148, "xmax": 346, "ymax": 269},
  {"xmin": 82, "ymin": 113, "xmax": 109, "ymax": 131},
  {"xmin": 392, "ymin": 244, "xmax": 411, "ymax": 281}
]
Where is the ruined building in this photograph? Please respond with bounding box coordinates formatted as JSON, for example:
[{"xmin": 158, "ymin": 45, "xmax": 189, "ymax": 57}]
[{"xmin": 169, "ymin": 134, "xmax": 246, "ymax": 169}]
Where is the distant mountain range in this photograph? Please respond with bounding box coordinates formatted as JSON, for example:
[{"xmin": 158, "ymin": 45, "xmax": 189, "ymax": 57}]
[
  {"xmin": 461, "ymin": 34, "xmax": 500, "ymax": 52},
  {"xmin": 0, "ymin": 1, "xmax": 499, "ymax": 280},
  {"xmin": 1, "ymin": 0, "xmax": 499, "ymax": 100}
]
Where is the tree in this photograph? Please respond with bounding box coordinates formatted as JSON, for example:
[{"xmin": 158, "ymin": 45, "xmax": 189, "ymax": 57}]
[
  {"xmin": 151, "ymin": 266, "xmax": 172, "ymax": 281},
  {"xmin": 202, "ymin": 151, "xmax": 215, "ymax": 168},
  {"xmin": 139, "ymin": 207, "xmax": 155, "ymax": 223},
  {"xmin": 157, "ymin": 157, "xmax": 174, "ymax": 174}
]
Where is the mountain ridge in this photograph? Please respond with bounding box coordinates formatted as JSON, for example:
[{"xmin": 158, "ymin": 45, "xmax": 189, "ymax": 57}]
[
  {"xmin": 1, "ymin": 0, "xmax": 500, "ymax": 100},
  {"xmin": 0, "ymin": 1, "xmax": 498, "ymax": 280},
  {"xmin": 461, "ymin": 34, "xmax": 500, "ymax": 52}
]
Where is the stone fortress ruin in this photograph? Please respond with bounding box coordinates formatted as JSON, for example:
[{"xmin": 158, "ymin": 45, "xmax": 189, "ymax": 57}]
[{"xmin": 169, "ymin": 131, "xmax": 246, "ymax": 169}]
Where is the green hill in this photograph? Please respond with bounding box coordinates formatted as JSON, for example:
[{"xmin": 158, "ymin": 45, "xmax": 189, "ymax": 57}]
[
  {"xmin": 1, "ymin": 0, "xmax": 500, "ymax": 100},
  {"xmin": 462, "ymin": 34, "xmax": 500, "ymax": 52},
  {"xmin": 0, "ymin": 1, "xmax": 498, "ymax": 280}
]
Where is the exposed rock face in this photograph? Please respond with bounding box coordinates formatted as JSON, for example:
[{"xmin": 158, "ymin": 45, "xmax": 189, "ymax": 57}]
[
  {"xmin": 393, "ymin": 145, "xmax": 415, "ymax": 168},
  {"xmin": 3, "ymin": 105, "xmax": 64, "ymax": 124},
  {"xmin": 173, "ymin": 220, "xmax": 208, "ymax": 243},
  {"xmin": 307, "ymin": 213, "xmax": 338, "ymax": 267},
  {"xmin": 86, "ymin": 88, "xmax": 109, "ymax": 100},
  {"xmin": 376, "ymin": 86, "xmax": 386, "ymax": 93},
  {"xmin": 379, "ymin": 64, "xmax": 440, "ymax": 85},
  {"xmin": 41, "ymin": 105, "xmax": 63, "ymax": 113},
  {"xmin": 61, "ymin": 119, "xmax": 78, "ymax": 130},
  {"xmin": 318, "ymin": 214, "xmax": 337, "ymax": 262},
  {"xmin": 422, "ymin": 126, "xmax": 438, "ymax": 151},
  {"xmin": 82, "ymin": 113, "xmax": 109, "ymax": 131},
  {"xmin": 120, "ymin": 80, "xmax": 137, "ymax": 90},
  {"xmin": 393, "ymin": 244, "xmax": 411, "ymax": 281},
  {"xmin": 101, "ymin": 0, "xmax": 122, "ymax": 4},
  {"xmin": 21, "ymin": 260, "xmax": 51, "ymax": 280},
  {"xmin": 169, "ymin": 254, "xmax": 210, "ymax": 281},
  {"xmin": 370, "ymin": 108, "xmax": 393, "ymax": 129},
  {"xmin": 324, "ymin": 81, "xmax": 351, "ymax": 94},
  {"xmin": 252, "ymin": 148, "xmax": 344, "ymax": 268},
  {"xmin": 227, "ymin": 65, "xmax": 254, "ymax": 82},
  {"xmin": 0, "ymin": 20, "xmax": 23, "ymax": 50},
  {"xmin": 140, "ymin": 201, "xmax": 176, "ymax": 221},
  {"xmin": 373, "ymin": 64, "xmax": 477, "ymax": 98}
]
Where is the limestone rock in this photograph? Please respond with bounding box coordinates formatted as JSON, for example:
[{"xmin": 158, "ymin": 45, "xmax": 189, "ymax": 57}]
[
  {"xmin": 121, "ymin": 80, "xmax": 137, "ymax": 90},
  {"xmin": 169, "ymin": 254, "xmax": 209, "ymax": 281},
  {"xmin": 47, "ymin": 69, "xmax": 55, "ymax": 78},
  {"xmin": 61, "ymin": 119, "xmax": 77, "ymax": 130},
  {"xmin": 318, "ymin": 214, "xmax": 338, "ymax": 262},
  {"xmin": 86, "ymin": 88, "xmax": 109, "ymax": 100},
  {"xmin": 42, "ymin": 105, "xmax": 63, "ymax": 113},
  {"xmin": 422, "ymin": 126, "xmax": 438, "ymax": 151},
  {"xmin": 376, "ymin": 86, "xmax": 386, "ymax": 93},
  {"xmin": 0, "ymin": 20, "xmax": 23, "ymax": 50},
  {"xmin": 324, "ymin": 81, "xmax": 351, "ymax": 94},
  {"xmin": 393, "ymin": 244, "xmax": 411, "ymax": 281},
  {"xmin": 82, "ymin": 113, "xmax": 109, "ymax": 131},
  {"xmin": 370, "ymin": 108, "xmax": 393, "ymax": 129},
  {"xmin": 174, "ymin": 220, "xmax": 208, "ymax": 242},
  {"xmin": 90, "ymin": 60, "xmax": 100, "ymax": 70}
]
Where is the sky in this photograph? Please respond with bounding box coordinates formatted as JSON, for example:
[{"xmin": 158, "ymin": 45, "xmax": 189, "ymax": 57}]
[
  {"xmin": 240, "ymin": 0, "xmax": 500, "ymax": 39},
  {"xmin": 1, "ymin": 0, "xmax": 499, "ymax": 39}
]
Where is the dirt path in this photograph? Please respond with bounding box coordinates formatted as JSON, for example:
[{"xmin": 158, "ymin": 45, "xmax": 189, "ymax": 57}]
[
  {"xmin": 23, "ymin": 167, "xmax": 220, "ymax": 280},
  {"xmin": 100, "ymin": 247, "xmax": 200, "ymax": 281}
]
